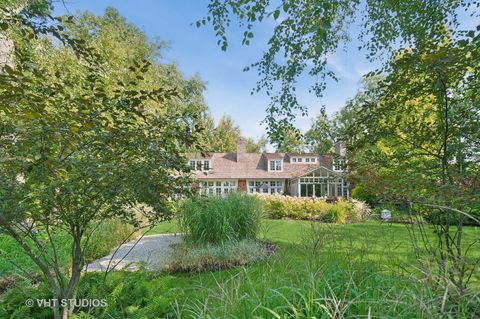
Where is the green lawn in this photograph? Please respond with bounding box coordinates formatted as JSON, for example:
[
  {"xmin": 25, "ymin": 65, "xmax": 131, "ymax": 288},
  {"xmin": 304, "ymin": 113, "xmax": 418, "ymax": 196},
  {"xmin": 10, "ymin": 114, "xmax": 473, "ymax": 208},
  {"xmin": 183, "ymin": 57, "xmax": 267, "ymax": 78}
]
[{"xmin": 1, "ymin": 220, "xmax": 479, "ymax": 318}]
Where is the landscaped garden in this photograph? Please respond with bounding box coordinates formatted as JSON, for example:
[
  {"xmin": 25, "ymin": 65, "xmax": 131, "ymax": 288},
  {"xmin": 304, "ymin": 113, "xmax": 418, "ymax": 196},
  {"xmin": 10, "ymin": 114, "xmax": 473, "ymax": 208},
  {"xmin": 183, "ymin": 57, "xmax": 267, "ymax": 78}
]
[
  {"xmin": 1, "ymin": 194, "xmax": 479, "ymax": 318},
  {"xmin": 1, "ymin": 1, "xmax": 479, "ymax": 318}
]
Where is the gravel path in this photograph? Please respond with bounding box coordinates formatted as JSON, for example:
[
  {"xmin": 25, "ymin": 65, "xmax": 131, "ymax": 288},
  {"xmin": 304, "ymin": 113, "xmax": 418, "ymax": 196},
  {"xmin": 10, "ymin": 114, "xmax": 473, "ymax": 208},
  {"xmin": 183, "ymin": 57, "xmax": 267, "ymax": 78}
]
[{"xmin": 85, "ymin": 234, "xmax": 182, "ymax": 272}]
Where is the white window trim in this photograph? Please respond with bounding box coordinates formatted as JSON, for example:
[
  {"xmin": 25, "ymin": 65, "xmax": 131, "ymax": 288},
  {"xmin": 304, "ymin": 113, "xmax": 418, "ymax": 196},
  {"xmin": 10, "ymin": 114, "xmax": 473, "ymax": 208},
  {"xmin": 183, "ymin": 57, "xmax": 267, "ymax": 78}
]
[
  {"xmin": 247, "ymin": 179, "xmax": 284, "ymax": 194},
  {"xmin": 268, "ymin": 159, "xmax": 283, "ymax": 172},
  {"xmin": 189, "ymin": 159, "xmax": 211, "ymax": 172},
  {"xmin": 291, "ymin": 156, "xmax": 317, "ymax": 164},
  {"xmin": 333, "ymin": 159, "xmax": 346, "ymax": 171},
  {"xmin": 199, "ymin": 180, "xmax": 237, "ymax": 196}
]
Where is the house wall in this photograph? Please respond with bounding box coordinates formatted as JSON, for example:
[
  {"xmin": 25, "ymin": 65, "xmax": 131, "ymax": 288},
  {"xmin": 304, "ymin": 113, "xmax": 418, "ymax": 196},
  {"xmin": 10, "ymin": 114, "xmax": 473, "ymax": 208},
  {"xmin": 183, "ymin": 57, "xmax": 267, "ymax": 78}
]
[{"xmin": 290, "ymin": 178, "xmax": 299, "ymax": 196}]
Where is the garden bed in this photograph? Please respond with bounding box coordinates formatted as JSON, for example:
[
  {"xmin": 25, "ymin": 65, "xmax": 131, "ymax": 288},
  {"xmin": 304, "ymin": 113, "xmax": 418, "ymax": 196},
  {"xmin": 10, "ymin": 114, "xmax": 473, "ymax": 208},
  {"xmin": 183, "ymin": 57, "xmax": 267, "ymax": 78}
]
[{"xmin": 162, "ymin": 239, "xmax": 277, "ymax": 273}]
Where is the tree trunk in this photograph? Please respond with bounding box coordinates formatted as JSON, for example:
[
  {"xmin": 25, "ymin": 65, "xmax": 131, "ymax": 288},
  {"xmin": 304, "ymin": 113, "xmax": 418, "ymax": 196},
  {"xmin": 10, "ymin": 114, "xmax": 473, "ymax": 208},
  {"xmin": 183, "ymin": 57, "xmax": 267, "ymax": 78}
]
[{"xmin": 61, "ymin": 232, "xmax": 84, "ymax": 318}]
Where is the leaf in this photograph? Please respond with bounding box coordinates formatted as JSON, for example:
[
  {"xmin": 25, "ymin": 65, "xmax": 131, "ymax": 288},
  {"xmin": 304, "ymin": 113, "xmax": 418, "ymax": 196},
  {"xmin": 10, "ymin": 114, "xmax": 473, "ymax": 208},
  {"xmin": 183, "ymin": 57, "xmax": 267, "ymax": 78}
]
[{"xmin": 273, "ymin": 10, "xmax": 280, "ymax": 20}]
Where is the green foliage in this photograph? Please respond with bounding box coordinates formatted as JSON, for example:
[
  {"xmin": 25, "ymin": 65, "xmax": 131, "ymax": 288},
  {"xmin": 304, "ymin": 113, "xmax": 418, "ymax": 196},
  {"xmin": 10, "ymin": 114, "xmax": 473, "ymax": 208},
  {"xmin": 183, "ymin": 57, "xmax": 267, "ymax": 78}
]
[
  {"xmin": 0, "ymin": 279, "xmax": 52, "ymax": 319},
  {"xmin": 0, "ymin": 0, "xmax": 52, "ymax": 17},
  {"xmin": 0, "ymin": 7, "xmax": 206, "ymax": 317},
  {"xmin": 84, "ymin": 219, "xmax": 135, "ymax": 263},
  {"xmin": 2, "ymin": 220, "xmax": 479, "ymax": 318},
  {"xmin": 201, "ymin": 114, "xmax": 241, "ymax": 152},
  {"xmin": 348, "ymin": 36, "xmax": 480, "ymax": 209},
  {"xmin": 259, "ymin": 195, "xmax": 366, "ymax": 223},
  {"xmin": 78, "ymin": 272, "xmax": 191, "ymax": 318},
  {"xmin": 201, "ymin": 0, "xmax": 479, "ymax": 141},
  {"xmin": 162, "ymin": 239, "xmax": 268, "ymax": 273},
  {"xmin": 245, "ymin": 135, "xmax": 267, "ymax": 153},
  {"xmin": 179, "ymin": 193, "xmax": 262, "ymax": 245},
  {"xmin": 275, "ymin": 126, "xmax": 306, "ymax": 153},
  {"xmin": 199, "ymin": 113, "xmax": 267, "ymax": 152},
  {"xmin": 0, "ymin": 232, "xmax": 71, "ymax": 276},
  {"xmin": 351, "ymin": 183, "xmax": 377, "ymax": 205}
]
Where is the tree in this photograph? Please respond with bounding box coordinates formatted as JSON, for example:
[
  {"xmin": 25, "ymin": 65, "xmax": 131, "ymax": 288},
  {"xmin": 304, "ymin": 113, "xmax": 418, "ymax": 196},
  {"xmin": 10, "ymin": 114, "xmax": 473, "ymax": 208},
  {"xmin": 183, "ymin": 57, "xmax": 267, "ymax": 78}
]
[
  {"xmin": 0, "ymin": 7, "xmax": 203, "ymax": 318},
  {"xmin": 246, "ymin": 135, "xmax": 267, "ymax": 153},
  {"xmin": 275, "ymin": 127, "xmax": 305, "ymax": 153},
  {"xmin": 345, "ymin": 35, "xmax": 480, "ymax": 309},
  {"xmin": 211, "ymin": 114, "xmax": 242, "ymax": 152},
  {"xmin": 305, "ymin": 112, "xmax": 336, "ymax": 154},
  {"xmin": 199, "ymin": 113, "xmax": 267, "ymax": 152},
  {"xmin": 200, "ymin": 0, "xmax": 479, "ymax": 141}
]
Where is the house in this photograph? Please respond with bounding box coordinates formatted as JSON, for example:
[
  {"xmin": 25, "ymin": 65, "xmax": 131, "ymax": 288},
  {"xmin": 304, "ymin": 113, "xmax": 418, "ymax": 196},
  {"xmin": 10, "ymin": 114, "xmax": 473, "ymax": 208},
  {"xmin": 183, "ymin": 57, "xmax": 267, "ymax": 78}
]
[{"xmin": 189, "ymin": 139, "xmax": 349, "ymax": 198}]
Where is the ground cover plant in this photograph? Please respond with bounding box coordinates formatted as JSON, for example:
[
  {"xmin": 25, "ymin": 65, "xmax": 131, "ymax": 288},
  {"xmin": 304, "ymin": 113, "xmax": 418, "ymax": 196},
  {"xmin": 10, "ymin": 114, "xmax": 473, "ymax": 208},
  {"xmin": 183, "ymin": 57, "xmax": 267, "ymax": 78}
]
[{"xmin": 1, "ymin": 220, "xmax": 478, "ymax": 318}]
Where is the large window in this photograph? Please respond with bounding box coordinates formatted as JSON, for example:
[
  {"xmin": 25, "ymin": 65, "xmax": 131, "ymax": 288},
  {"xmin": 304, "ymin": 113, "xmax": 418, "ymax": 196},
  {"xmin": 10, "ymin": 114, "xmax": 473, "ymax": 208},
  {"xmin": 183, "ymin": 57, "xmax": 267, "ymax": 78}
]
[
  {"xmin": 298, "ymin": 169, "xmax": 347, "ymax": 198},
  {"xmin": 269, "ymin": 160, "xmax": 283, "ymax": 171},
  {"xmin": 190, "ymin": 159, "xmax": 211, "ymax": 172},
  {"xmin": 199, "ymin": 180, "xmax": 236, "ymax": 196},
  {"xmin": 248, "ymin": 180, "xmax": 284, "ymax": 194}
]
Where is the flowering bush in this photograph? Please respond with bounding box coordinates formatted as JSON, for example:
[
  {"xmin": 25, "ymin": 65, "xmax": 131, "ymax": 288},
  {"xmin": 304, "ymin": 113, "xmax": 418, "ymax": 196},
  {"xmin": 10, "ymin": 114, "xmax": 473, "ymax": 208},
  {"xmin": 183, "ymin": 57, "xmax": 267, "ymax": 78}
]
[{"xmin": 257, "ymin": 194, "xmax": 370, "ymax": 223}]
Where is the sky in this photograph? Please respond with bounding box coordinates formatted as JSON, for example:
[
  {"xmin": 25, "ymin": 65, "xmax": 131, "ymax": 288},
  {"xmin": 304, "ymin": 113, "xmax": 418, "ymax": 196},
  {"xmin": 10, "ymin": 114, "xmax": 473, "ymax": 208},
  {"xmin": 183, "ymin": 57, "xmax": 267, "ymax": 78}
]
[{"xmin": 53, "ymin": 0, "xmax": 375, "ymax": 140}]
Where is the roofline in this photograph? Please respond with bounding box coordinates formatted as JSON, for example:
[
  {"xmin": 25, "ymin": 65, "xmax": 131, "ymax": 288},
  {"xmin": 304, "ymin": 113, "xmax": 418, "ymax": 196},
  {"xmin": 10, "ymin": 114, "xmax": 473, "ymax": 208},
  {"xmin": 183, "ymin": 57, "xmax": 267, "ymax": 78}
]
[{"xmin": 293, "ymin": 165, "xmax": 342, "ymax": 178}]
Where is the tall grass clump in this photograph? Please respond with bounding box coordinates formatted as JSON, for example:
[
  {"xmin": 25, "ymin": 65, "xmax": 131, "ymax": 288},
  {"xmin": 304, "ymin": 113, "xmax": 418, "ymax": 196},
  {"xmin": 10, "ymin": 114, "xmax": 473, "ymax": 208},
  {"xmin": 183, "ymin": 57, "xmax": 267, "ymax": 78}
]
[{"xmin": 179, "ymin": 192, "xmax": 262, "ymax": 245}]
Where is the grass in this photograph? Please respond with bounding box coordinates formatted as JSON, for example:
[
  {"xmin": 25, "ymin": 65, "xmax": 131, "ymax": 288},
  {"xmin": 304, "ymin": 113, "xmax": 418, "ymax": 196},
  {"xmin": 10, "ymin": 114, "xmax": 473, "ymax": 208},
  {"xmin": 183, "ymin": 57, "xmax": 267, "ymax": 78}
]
[
  {"xmin": 1, "ymin": 220, "xmax": 479, "ymax": 318},
  {"xmin": 179, "ymin": 193, "xmax": 262, "ymax": 245},
  {"xmin": 0, "ymin": 218, "xmax": 133, "ymax": 277},
  {"xmin": 162, "ymin": 239, "xmax": 269, "ymax": 273}
]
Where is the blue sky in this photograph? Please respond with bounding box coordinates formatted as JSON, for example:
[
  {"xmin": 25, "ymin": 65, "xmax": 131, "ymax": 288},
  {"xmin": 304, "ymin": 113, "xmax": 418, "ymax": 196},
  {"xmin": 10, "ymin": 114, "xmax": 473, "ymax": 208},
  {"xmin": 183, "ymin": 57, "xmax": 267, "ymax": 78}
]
[{"xmin": 54, "ymin": 1, "xmax": 374, "ymax": 140}]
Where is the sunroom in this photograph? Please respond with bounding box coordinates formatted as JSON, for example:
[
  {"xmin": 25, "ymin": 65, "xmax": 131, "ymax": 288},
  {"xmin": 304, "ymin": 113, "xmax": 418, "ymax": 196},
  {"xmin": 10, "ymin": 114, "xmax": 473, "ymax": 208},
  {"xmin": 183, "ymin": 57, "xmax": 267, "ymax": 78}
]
[{"xmin": 290, "ymin": 167, "xmax": 348, "ymax": 198}]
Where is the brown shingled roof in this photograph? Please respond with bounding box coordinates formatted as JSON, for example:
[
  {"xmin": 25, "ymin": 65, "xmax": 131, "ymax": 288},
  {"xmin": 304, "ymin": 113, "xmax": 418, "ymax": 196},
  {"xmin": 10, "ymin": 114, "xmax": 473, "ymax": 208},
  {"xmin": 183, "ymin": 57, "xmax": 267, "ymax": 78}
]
[{"xmin": 192, "ymin": 153, "xmax": 336, "ymax": 179}]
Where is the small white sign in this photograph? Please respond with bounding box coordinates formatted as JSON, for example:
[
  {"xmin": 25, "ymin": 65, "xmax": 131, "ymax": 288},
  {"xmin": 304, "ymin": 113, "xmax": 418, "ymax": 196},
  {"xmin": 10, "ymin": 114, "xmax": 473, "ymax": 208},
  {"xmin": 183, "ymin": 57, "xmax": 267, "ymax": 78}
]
[{"xmin": 381, "ymin": 209, "xmax": 392, "ymax": 221}]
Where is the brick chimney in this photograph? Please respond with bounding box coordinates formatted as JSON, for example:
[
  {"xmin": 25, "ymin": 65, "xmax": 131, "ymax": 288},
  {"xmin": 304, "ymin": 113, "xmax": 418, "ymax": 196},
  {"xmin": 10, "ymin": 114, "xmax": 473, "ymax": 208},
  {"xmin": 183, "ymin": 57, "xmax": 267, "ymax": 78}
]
[{"xmin": 236, "ymin": 138, "xmax": 247, "ymax": 162}]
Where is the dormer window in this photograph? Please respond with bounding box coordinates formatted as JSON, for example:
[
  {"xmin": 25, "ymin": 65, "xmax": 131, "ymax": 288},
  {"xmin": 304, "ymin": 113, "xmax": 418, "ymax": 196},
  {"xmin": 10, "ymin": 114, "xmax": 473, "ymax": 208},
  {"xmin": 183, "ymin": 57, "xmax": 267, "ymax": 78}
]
[
  {"xmin": 291, "ymin": 156, "xmax": 317, "ymax": 164},
  {"xmin": 190, "ymin": 159, "xmax": 211, "ymax": 172},
  {"xmin": 269, "ymin": 159, "xmax": 283, "ymax": 172},
  {"xmin": 333, "ymin": 159, "xmax": 346, "ymax": 171}
]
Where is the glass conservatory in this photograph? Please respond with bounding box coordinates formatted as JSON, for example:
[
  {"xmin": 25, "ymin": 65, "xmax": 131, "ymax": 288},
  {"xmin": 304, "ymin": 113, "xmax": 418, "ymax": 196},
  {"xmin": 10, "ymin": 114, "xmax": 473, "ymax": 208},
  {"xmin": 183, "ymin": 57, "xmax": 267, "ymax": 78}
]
[{"xmin": 291, "ymin": 167, "xmax": 348, "ymax": 198}]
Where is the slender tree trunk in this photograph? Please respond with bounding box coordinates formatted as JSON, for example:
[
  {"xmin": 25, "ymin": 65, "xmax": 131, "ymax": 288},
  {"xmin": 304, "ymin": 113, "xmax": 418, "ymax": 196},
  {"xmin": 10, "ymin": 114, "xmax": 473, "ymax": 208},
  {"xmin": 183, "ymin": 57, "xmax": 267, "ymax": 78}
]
[{"xmin": 60, "ymin": 231, "xmax": 84, "ymax": 318}]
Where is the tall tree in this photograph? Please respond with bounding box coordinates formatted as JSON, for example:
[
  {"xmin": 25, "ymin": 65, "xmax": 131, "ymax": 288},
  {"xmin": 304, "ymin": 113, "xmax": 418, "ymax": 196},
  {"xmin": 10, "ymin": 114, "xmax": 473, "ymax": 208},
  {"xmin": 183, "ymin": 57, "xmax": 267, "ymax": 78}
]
[
  {"xmin": 276, "ymin": 127, "xmax": 305, "ymax": 153},
  {"xmin": 305, "ymin": 113, "xmax": 334, "ymax": 154},
  {"xmin": 0, "ymin": 7, "xmax": 204, "ymax": 318},
  {"xmin": 212, "ymin": 114, "xmax": 242, "ymax": 152},
  {"xmin": 346, "ymin": 35, "xmax": 480, "ymax": 307},
  {"xmin": 200, "ymin": 113, "xmax": 267, "ymax": 152},
  {"xmin": 246, "ymin": 135, "xmax": 267, "ymax": 153},
  {"xmin": 200, "ymin": 0, "xmax": 479, "ymax": 142}
]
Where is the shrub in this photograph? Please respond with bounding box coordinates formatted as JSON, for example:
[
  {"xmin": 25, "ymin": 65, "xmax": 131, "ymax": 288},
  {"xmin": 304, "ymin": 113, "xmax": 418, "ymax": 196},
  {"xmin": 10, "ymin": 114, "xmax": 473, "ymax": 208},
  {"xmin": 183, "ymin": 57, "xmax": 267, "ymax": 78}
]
[
  {"xmin": 350, "ymin": 199, "xmax": 372, "ymax": 221},
  {"xmin": 322, "ymin": 206, "xmax": 345, "ymax": 223},
  {"xmin": 259, "ymin": 194, "xmax": 367, "ymax": 223},
  {"xmin": 179, "ymin": 193, "xmax": 262, "ymax": 245},
  {"xmin": 162, "ymin": 240, "xmax": 269, "ymax": 273},
  {"xmin": 351, "ymin": 183, "xmax": 377, "ymax": 205},
  {"xmin": 84, "ymin": 218, "xmax": 135, "ymax": 263}
]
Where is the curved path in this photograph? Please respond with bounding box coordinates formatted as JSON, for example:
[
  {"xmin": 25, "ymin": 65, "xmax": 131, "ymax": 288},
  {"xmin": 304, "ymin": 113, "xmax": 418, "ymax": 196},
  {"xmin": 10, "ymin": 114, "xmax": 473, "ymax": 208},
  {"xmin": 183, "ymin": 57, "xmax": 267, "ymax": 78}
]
[{"xmin": 85, "ymin": 233, "xmax": 182, "ymax": 272}]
